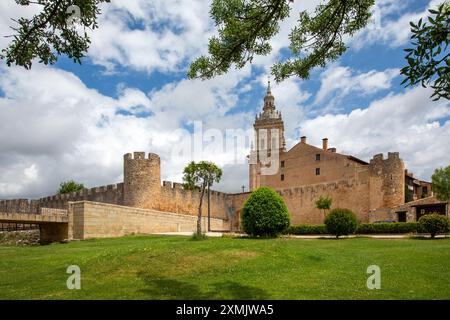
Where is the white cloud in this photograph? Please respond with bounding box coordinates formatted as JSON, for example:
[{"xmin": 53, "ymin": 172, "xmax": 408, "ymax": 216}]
[
  {"xmin": 351, "ymin": 0, "xmax": 443, "ymax": 49},
  {"xmin": 87, "ymin": 0, "xmax": 214, "ymax": 74},
  {"xmin": 314, "ymin": 65, "xmax": 399, "ymax": 105},
  {"xmin": 300, "ymin": 86, "xmax": 450, "ymax": 181}
]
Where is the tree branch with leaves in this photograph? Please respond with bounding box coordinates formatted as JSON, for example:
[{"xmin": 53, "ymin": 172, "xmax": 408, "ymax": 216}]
[
  {"xmin": 401, "ymin": 2, "xmax": 449, "ymax": 101},
  {"xmin": 1, "ymin": 0, "xmax": 110, "ymax": 69},
  {"xmin": 189, "ymin": 0, "xmax": 375, "ymax": 81}
]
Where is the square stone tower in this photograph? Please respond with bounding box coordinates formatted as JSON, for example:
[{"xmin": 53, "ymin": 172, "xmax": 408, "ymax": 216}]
[{"xmin": 249, "ymin": 81, "xmax": 286, "ymax": 191}]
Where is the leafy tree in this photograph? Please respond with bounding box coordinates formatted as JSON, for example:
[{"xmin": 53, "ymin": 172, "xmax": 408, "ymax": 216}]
[
  {"xmin": 182, "ymin": 161, "xmax": 222, "ymax": 236},
  {"xmin": 58, "ymin": 180, "xmax": 84, "ymax": 194},
  {"xmin": 315, "ymin": 195, "xmax": 332, "ymax": 220},
  {"xmin": 324, "ymin": 208, "xmax": 357, "ymax": 239},
  {"xmin": 1, "ymin": 0, "xmax": 110, "ymax": 69},
  {"xmin": 418, "ymin": 213, "xmax": 449, "ymax": 239},
  {"xmin": 431, "ymin": 165, "xmax": 450, "ymax": 201},
  {"xmin": 241, "ymin": 186, "xmax": 290, "ymax": 237},
  {"xmin": 401, "ymin": 2, "xmax": 449, "ymax": 101}
]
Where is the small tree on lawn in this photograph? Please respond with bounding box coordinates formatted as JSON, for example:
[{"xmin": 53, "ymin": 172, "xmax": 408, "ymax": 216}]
[
  {"xmin": 418, "ymin": 213, "xmax": 450, "ymax": 239},
  {"xmin": 324, "ymin": 208, "xmax": 358, "ymax": 239},
  {"xmin": 58, "ymin": 180, "xmax": 84, "ymax": 194},
  {"xmin": 182, "ymin": 161, "xmax": 222, "ymax": 236},
  {"xmin": 432, "ymin": 165, "xmax": 450, "ymax": 201},
  {"xmin": 316, "ymin": 195, "xmax": 332, "ymax": 221},
  {"xmin": 241, "ymin": 187, "xmax": 290, "ymax": 237}
]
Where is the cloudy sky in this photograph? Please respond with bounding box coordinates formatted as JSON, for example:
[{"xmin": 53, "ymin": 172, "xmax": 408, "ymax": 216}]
[{"xmin": 0, "ymin": 0, "xmax": 449, "ymax": 199}]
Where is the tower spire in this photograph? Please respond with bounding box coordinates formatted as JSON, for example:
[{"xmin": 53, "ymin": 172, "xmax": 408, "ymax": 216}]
[{"xmin": 267, "ymin": 80, "xmax": 271, "ymax": 94}]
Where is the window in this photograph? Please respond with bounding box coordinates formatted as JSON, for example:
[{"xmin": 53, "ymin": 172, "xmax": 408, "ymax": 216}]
[
  {"xmin": 281, "ymin": 161, "xmax": 285, "ymax": 168},
  {"xmin": 315, "ymin": 168, "xmax": 320, "ymax": 176},
  {"xmin": 316, "ymin": 154, "xmax": 321, "ymax": 161},
  {"xmin": 281, "ymin": 174, "xmax": 285, "ymax": 181}
]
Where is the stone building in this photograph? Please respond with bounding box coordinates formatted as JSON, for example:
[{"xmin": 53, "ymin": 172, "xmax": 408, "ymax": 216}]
[{"xmin": 247, "ymin": 82, "xmax": 438, "ymax": 224}]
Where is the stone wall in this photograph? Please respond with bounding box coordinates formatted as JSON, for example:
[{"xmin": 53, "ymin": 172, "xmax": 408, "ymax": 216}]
[
  {"xmin": 156, "ymin": 181, "xmax": 230, "ymax": 221},
  {"xmin": 69, "ymin": 201, "xmax": 226, "ymax": 239},
  {"xmin": 276, "ymin": 179, "xmax": 370, "ymax": 224}
]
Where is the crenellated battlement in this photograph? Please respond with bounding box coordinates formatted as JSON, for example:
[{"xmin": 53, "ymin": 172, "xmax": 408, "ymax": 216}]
[
  {"xmin": 370, "ymin": 152, "xmax": 401, "ymax": 165},
  {"xmin": 124, "ymin": 152, "xmax": 160, "ymax": 161}
]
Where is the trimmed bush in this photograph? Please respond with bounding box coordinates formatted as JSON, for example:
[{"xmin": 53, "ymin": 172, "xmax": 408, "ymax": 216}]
[
  {"xmin": 241, "ymin": 187, "xmax": 290, "ymax": 237},
  {"xmin": 324, "ymin": 208, "xmax": 357, "ymax": 238},
  {"xmin": 284, "ymin": 224, "xmax": 327, "ymax": 235},
  {"xmin": 418, "ymin": 213, "xmax": 450, "ymax": 239},
  {"xmin": 356, "ymin": 222, "xmax": 419, "ymax": 234}
]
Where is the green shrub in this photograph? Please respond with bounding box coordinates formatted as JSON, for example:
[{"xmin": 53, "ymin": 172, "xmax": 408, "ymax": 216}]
[
  {"xmin": 356, "ymin": 222, "xmax": 419, "ymax": 234},
  {"xmin": 324, "ymin": 208, "xmax": 357, "ymax": 238},
  {"xmin": 418, "ymin": 213, "xmax": 450, "ymax": 239},
  {"xmin": 284, "ymin": 224, "xmax": 327, "ymax": 235},
  {"xmin": 241, "ymin": 187, "xmax": 290, "ymax": 237}
]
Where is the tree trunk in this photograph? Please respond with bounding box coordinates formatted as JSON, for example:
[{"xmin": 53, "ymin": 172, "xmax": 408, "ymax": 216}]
[{"xmin": 197, "ymin": 185, "xmax": 206, "ymax": 236}]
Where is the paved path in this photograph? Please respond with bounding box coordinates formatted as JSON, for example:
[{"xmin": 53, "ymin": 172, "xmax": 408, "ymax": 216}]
[{"xmin": 152, "ymin": 231, "xmax": 224, "ymax": 237}]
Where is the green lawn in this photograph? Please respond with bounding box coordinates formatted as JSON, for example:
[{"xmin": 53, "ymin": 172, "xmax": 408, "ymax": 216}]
[{"xmin": 1, "ymin": 235, "xmax": 449, "ymax": 300}]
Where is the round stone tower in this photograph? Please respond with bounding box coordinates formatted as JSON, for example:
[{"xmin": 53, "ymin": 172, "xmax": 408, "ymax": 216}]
[
  {"xmin": 123, "ymin": 152, "xmax": 161, "ymax": 209},
  {"xmin": 382, "ymin": 152, "xmax": 405, "ymax": 208}
]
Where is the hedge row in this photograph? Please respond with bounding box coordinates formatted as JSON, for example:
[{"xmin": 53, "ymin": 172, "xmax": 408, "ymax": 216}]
[
  {"xmin": 285, "ymin": 222, "xmax": 428, "ymax": 235},
  {"xmin": 355, "ymin": 222, "xmax": 420, "ymax": 234},
  {"xmin": 284, "ymin": 224, "xmax": 327, "ymax": 235}
]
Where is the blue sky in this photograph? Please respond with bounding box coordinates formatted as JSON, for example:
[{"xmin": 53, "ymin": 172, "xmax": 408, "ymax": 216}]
[{"xmin": 0, "ymin": 0, "xmax": 449, "ymax": 199}]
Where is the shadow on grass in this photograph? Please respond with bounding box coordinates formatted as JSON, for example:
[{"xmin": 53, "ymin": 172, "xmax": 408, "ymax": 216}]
[
  {"xmin": 138, "ymin": 272, "xmax": 268, "ymax": 299},
  {"xmin": 410, "ymin": 236, "xmax": 450, "ymax": 240}
]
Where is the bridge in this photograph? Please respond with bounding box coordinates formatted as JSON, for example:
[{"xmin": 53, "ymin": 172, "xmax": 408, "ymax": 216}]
[{"xmin": 0, "ymin": 208, "xmax": 69, "ymax": 243}]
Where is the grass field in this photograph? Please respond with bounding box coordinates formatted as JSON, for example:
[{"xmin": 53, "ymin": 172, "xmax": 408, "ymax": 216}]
[{"xmin": 1, "ymin": 235, "xmax": 450, "ymax": 300}]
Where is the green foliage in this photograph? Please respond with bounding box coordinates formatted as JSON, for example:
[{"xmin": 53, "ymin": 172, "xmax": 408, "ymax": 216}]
[
  {"xmin": 284, "ymin": 224, "xmax": 327, "ymax": 235},
  {"xmin": 58, "ymin": 180, "xmax": 84, "ymax": 194},
  {"xmin": 189, "ymin": 0, "xmax": 374, "ymax": 82},
  {"xmin": 182, "ymin": 161, "xmax": 222, "ymax": 191},
  {"xmin": 241, "ymin": 187, "xmax": 290, "ymax": 237},
  {"xmin": 418, "ymin": 213, "xmax": 450, "ymax": 238},
  {"xmin": 1, "ymin": 0, "xmax": 110, "ymax": 69},
  {"xmin": 315, "ymin": 195, "xmax": 332, "ymax": 210},
  {"xmin": 286, "ymin": 222, "xmax": 423, "ymax": 235},
  {"xmin": 324, "ymin": 208, "xmax": 357, "ymax": 238},
  {"xmin": 400, "ymin": 2, "xmax": 449, "ymax": 101},
  {"xmin": 431, "ymin": 165, "xmax": 450, "ymax": 201},
  {"xmin": 356, "ymin": 222, "xmax": 419, "ymax": 234}
]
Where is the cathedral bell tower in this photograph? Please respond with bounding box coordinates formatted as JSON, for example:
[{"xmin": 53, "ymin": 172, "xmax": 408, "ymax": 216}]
[{"xmin": 249, "ymin": 81, "xmax": 286, "ymax": 191}]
